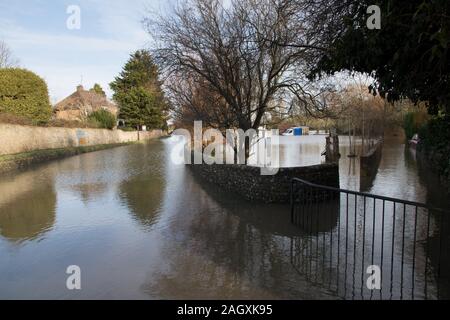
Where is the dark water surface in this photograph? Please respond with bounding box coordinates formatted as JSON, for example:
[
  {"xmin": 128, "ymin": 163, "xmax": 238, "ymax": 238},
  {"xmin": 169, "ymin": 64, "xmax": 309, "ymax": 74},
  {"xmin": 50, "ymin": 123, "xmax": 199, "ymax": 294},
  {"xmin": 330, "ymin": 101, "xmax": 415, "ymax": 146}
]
[{"xmin": 0, "ymin": 135, "xmax": 448, "ymax": 299}]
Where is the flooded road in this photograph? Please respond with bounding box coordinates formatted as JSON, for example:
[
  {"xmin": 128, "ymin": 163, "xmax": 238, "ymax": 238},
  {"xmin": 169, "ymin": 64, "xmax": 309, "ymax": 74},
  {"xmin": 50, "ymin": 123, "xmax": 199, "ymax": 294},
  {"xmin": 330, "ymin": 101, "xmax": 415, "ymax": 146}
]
[{"xmin": 0, "ymin": 135, "xmax": 448, "ymax": 299}]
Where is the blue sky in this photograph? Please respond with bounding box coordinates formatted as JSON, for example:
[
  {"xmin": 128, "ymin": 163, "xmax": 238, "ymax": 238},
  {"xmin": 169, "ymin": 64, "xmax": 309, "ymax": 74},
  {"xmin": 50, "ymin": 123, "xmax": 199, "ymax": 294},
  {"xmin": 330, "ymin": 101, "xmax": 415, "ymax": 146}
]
[{"xmin": 0, "ymin": 0, "xmax": 174, "ymax": 103}]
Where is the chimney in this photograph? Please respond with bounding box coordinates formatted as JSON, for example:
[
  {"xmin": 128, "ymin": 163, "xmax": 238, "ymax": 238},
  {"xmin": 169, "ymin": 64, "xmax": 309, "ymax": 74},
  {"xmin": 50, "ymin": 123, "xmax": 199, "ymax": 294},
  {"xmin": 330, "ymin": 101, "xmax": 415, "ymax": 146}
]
[{"xmin": 76, "ymin": 85, "xmax": 84, "ymax": 92}]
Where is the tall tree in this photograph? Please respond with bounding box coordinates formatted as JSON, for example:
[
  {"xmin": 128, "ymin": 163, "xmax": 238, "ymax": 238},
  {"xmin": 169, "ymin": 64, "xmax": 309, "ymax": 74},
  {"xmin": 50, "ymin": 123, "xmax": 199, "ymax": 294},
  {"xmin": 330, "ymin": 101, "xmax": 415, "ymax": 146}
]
[{"xmin": 110, "ymin": 50, "xmax": 168, "ymax": 129}]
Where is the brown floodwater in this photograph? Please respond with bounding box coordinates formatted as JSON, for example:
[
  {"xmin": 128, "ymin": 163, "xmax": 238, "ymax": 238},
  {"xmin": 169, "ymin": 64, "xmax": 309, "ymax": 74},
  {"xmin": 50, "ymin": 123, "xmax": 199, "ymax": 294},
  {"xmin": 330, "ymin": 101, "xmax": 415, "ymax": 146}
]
[{"xmin": 0, "ymin": 134, "xmax": 448, "ymax": 299}]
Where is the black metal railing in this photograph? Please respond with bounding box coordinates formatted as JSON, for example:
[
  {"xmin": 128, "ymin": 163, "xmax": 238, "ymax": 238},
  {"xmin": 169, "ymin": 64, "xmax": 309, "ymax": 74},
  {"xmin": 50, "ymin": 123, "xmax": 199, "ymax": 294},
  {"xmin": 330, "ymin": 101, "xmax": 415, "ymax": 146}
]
[{"xmin": 290, "ymin": 178, "xmax": 450, "ymax": 300}]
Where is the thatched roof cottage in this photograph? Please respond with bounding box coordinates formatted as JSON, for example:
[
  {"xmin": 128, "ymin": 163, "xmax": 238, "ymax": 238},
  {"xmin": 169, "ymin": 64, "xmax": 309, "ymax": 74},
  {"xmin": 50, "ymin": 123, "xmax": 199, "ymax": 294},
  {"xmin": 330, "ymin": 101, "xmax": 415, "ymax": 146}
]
[{"xmin": 54, "ymin": 85, "xmax": 118, "ymax": 121}]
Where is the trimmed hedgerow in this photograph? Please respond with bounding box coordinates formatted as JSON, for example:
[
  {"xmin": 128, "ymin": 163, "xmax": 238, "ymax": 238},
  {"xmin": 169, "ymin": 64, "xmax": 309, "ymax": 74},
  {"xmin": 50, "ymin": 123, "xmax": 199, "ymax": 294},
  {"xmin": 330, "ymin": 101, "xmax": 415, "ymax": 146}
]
[{"xmin": 0, "ymin": 68, "xmax": 52, "ymax": 123}]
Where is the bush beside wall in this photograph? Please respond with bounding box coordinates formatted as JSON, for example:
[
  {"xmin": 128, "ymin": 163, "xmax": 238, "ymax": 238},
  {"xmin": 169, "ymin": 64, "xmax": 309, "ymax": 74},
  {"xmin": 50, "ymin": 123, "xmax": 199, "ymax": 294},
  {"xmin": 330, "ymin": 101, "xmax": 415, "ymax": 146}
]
[
  {"xmin": 403, "ymin": 110, "xmax": 428, "ymax": 140},
  {"xmin": 0, "ymin": 68, "xmax": 52, "ymax": 123},
  {"xmin": 88, "ymin": 109, "xmax": 116, "ymax": 129},
  {"xmin": 418, "ymin": 116, "xmax": 450, "ymax": 192}
]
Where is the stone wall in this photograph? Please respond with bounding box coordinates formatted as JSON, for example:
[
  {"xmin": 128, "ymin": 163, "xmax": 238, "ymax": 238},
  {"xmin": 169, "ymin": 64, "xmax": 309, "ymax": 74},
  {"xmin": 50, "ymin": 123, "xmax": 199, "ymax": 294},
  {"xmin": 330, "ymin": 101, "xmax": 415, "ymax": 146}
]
[
  {"xmin": 0, "ymin": 123, "xmax": 163, "ymax": 155},
  {"xmin": 189, "ymin": 162, "xmax": 339, "ymax": 203}
]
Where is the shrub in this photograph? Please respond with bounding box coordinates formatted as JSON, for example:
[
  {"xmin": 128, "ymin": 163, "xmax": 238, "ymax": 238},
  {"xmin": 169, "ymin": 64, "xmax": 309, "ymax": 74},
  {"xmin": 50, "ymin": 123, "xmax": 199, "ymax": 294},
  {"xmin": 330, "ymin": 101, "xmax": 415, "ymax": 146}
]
[
  {"xmin": 418, "ymin": 116, "xmax": 450, "ymax": 187},
  {"xmin": 0, "ymin": 112, "xmax": 33, "ymax": 126},
  {"xmin": 403, "ymin": 110, "xmax": 428, "ymax": 140},
  {"xmin": 46, "ymin": 118, "xmax": 99, "ymax": 129},
  {"xmin": 119, "ymin": 126, "xmax": 135, "ymax": 132},
  {"xmin": 0, "ymin": 68, "xmax": 51, "ymax": 123},
  {"xmin": 88, "ymin": 109, "xmax": 116, "ymax": 129}
]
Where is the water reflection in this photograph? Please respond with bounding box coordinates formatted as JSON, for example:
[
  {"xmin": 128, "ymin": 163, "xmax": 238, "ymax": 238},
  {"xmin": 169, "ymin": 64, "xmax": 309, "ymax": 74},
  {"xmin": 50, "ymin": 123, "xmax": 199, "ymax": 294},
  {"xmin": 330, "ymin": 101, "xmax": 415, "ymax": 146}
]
[
  {"xmin": 360, "ymin": 147, "xmax": 382, "ymax": 192},
  {"xmin": 119, "ymin": 180, "xmax": 163, "ymax": 226},
  {"xmin": 118, "ymin": 143, "xmax": 166, "ymax": 227},
  {"xmin": 415, "ymin": 151, "xmax": 450, "ymax": 211},
  {"xmin": 278, "ymin": 136, "xmax": 326, "ymax": 167},
  {"xmin": 191, "ymin": 174, "xmax": 300, "ymax": 237},
  {"xmin": 141, "ymin": 169, "xmax": 335, "ymax": 299},
  {"xmin": 291, "ymin": 192, "xmax": 340, "ymax": 235},
  {"xmin": 0, "ymin": 169, "xmax": 56, "ymax": 243},
  {"xmin": 0, "ymin": 135, "xmax": 448, "ymax": 299},
  {"xmin": 71, "ymin": 183, "xmax": 108, "ymax": 204}
]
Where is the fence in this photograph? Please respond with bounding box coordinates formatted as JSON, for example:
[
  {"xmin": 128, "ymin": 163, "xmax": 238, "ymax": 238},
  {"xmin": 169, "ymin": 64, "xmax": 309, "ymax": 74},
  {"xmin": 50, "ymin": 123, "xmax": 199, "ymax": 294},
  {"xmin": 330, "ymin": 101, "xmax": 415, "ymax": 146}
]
[{"xmin": 290, "ymin": 178, "xmax": 450, "ymax": 299}]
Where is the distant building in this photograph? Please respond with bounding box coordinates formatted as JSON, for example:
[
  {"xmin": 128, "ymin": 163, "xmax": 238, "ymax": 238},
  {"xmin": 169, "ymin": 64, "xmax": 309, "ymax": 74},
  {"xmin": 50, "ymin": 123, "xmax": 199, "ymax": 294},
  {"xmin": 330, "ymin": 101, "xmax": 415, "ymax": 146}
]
[{"xmin": 53, "ymin": 85, "xmax": 118, "ymax": 121}]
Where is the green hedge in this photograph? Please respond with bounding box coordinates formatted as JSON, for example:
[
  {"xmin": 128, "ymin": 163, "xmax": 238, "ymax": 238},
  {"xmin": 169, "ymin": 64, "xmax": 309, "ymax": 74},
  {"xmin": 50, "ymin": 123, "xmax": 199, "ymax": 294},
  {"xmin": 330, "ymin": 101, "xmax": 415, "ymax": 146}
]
[
  {"xmin": 88, "ymin": 109, "xmax": 116, "ymax": 129},
  {"xmin": 0, "ymin": 68, "xmax": 51, "ymax": 123},
  {"xmin": 403, "ymin": 111, "xmax": 428, "ymax": 140},
  {"xmin": 418, "ymin": 116, "xmax": 450, "ymax": 188}
]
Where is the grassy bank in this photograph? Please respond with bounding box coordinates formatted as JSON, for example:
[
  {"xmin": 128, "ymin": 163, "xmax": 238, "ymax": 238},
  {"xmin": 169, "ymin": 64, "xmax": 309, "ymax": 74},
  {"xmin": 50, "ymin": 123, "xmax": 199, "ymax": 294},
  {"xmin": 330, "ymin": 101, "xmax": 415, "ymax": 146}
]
[{"xmin": 0, "ymin": 142, "xmax": 135, "ymax": 175}]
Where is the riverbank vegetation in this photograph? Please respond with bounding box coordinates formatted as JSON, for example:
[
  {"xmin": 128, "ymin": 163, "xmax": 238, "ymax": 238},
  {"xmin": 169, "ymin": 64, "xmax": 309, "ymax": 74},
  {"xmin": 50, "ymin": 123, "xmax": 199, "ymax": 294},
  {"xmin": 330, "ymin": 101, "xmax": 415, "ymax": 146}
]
[
  {"xmin": 403, "ymin": 107, "xmax": 429, "ymax": 140},
  {"xmin": 418, "ymin": 116, "xmax": 450, "ymax": 191}
]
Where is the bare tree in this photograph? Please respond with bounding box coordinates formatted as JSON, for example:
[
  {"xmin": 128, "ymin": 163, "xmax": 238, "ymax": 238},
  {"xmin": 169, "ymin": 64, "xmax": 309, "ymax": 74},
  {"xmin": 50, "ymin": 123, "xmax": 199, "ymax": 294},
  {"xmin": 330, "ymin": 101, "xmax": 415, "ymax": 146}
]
[
  {"xmin": 168, "ymin": 73, "xmax": 235, "ymax": 132},
  {"xmin": 145, "ymin": 0, "xmax": 326, "ymax": 134},
  {"xmin": 0, "ymin": 40, "xmax": 19, "ymax": 68}
]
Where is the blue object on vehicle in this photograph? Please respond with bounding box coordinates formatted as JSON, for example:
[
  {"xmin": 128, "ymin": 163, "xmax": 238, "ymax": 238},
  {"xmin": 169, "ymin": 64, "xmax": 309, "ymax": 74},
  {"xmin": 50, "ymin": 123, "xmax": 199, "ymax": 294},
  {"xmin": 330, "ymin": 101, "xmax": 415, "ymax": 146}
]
[{"xmin": 294, "ymin": 127, "xmax": 302, "ymax": 136}]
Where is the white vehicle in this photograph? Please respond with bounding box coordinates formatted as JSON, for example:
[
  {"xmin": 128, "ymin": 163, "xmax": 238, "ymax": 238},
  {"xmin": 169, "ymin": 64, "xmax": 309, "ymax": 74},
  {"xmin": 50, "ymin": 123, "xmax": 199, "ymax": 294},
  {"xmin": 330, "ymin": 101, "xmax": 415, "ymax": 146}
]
[{"xmin": 282, "ymin": 126, "xmax": 309, "ymax": 136}]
